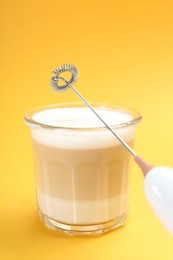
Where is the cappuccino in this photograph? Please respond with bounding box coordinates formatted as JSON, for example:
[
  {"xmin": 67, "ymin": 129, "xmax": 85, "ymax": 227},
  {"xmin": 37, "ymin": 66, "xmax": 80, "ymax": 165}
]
[{"xmin": 25, "ymin": 103, "xmax": 141, "ymax": 234}]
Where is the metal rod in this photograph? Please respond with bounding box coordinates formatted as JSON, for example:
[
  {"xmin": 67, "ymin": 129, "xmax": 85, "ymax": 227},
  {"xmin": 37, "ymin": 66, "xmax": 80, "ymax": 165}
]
[{"xmin": 69, "ymin": 83, "xmax": 137, "ymax": 157}]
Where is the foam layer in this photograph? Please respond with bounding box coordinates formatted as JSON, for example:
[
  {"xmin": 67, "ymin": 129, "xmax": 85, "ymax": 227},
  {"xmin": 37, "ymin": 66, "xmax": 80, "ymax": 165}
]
[
  {"xmin": 31, "ymin": 107, "xmax": 136, "ymax": 149},
  {"xmin": 33, "ymin": 107, "xmax": 133, "ymax": 128}
]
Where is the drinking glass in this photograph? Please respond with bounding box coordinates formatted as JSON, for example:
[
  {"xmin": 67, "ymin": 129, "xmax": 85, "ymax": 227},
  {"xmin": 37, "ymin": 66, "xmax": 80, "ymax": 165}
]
[{"xmin": 25, "ymin": 102, "xmax": 141, "ymax": 235}]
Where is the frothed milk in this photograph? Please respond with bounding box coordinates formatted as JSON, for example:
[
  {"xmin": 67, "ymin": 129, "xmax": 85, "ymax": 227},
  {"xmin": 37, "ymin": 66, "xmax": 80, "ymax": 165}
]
[{"xmin": 26, "ymin": 104, "xmax": 141, "ymax": 234}]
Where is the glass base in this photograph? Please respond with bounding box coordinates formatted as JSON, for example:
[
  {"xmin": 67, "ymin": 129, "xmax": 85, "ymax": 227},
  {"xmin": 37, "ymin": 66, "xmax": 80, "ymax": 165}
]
[{"xmin": 38, "ymin": 209, "xmax": 127, "ymax": 236}]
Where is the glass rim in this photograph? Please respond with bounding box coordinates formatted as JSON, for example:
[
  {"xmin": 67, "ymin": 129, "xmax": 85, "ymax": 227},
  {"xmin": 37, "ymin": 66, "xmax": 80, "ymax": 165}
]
[{"xmin": 24, "ymin": 102, "xmax": 142, "ymax": 131}]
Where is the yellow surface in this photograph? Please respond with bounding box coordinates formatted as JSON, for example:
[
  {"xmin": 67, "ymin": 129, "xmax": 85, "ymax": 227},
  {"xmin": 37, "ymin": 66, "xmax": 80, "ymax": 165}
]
[{"xmin": 1, "ymin": 0, "xmax": 173, "ymax": 259}]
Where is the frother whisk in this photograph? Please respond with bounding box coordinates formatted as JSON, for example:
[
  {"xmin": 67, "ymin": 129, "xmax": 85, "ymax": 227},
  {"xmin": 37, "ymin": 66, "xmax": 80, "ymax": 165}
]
[
  {"xmin": 50, "ymin": 63, "xmax": 173, "ymax": 236},
  {"xmin": 51, "ymin": 64, "xmax": 137, "ymax": 157}
]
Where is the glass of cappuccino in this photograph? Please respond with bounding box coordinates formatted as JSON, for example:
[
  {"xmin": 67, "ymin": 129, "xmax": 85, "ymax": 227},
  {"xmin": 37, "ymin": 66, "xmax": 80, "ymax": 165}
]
[{"xmin": 25, "ymin": 102, "xmax": 141, "ymax": 235}]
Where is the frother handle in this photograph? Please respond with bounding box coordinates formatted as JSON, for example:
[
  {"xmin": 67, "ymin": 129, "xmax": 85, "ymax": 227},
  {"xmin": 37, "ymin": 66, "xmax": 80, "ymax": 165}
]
[{"xmin": 144, "ymin": 166, "xmax": 173, "ymax": 236}]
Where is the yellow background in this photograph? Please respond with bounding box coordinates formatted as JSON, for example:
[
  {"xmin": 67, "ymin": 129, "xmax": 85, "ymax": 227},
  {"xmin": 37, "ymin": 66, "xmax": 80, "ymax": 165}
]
[{"xmin": 1, "ymin": 0, "xmax": 173, "ymax": 259}]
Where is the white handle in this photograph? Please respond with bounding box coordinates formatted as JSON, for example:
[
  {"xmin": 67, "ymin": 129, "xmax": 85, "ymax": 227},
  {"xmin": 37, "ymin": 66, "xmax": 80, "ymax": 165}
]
[{"xmin": 144, "ymin": 166, "xmax": 173, "ymax": 236}]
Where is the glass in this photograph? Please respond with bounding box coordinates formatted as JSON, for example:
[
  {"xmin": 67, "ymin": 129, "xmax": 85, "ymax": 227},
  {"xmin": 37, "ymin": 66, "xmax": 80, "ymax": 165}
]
[{"xmin": 25, "ymin": 102, "xmax": 141, "ymax": 235}]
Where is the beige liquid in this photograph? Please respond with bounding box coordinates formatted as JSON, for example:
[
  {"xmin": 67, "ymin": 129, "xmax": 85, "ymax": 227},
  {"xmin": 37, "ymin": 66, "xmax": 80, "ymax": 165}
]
[
  {"xmin": 32, "ymin": 138, "xmax": 134, "ymax": 225},
  {"xmin": 29, "ymin": 106, "xmax": 137, "ymax": 228}
]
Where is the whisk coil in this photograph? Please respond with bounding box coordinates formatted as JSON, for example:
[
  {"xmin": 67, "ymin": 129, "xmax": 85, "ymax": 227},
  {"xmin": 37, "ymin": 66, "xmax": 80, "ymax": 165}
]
[{"xmin": 50, "ymin": 64, "xmax": 79, "ymax": 92}]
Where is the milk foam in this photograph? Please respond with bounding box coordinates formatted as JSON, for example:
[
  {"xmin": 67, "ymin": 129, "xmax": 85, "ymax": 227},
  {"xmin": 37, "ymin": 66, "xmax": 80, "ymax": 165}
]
[
  {"xmin": 33, "ymin": 107, "xmax": 132, "ymax": 128},
  {"xmin": 31, "ymin": 107, "xmax": 135, "ymax": 149}
]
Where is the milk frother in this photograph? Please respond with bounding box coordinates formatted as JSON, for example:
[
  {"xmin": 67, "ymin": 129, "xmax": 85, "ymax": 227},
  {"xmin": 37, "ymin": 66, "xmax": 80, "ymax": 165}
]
[{"xmin": 50, "ymin": 63, "xmax": 173, "ymax": 236}]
